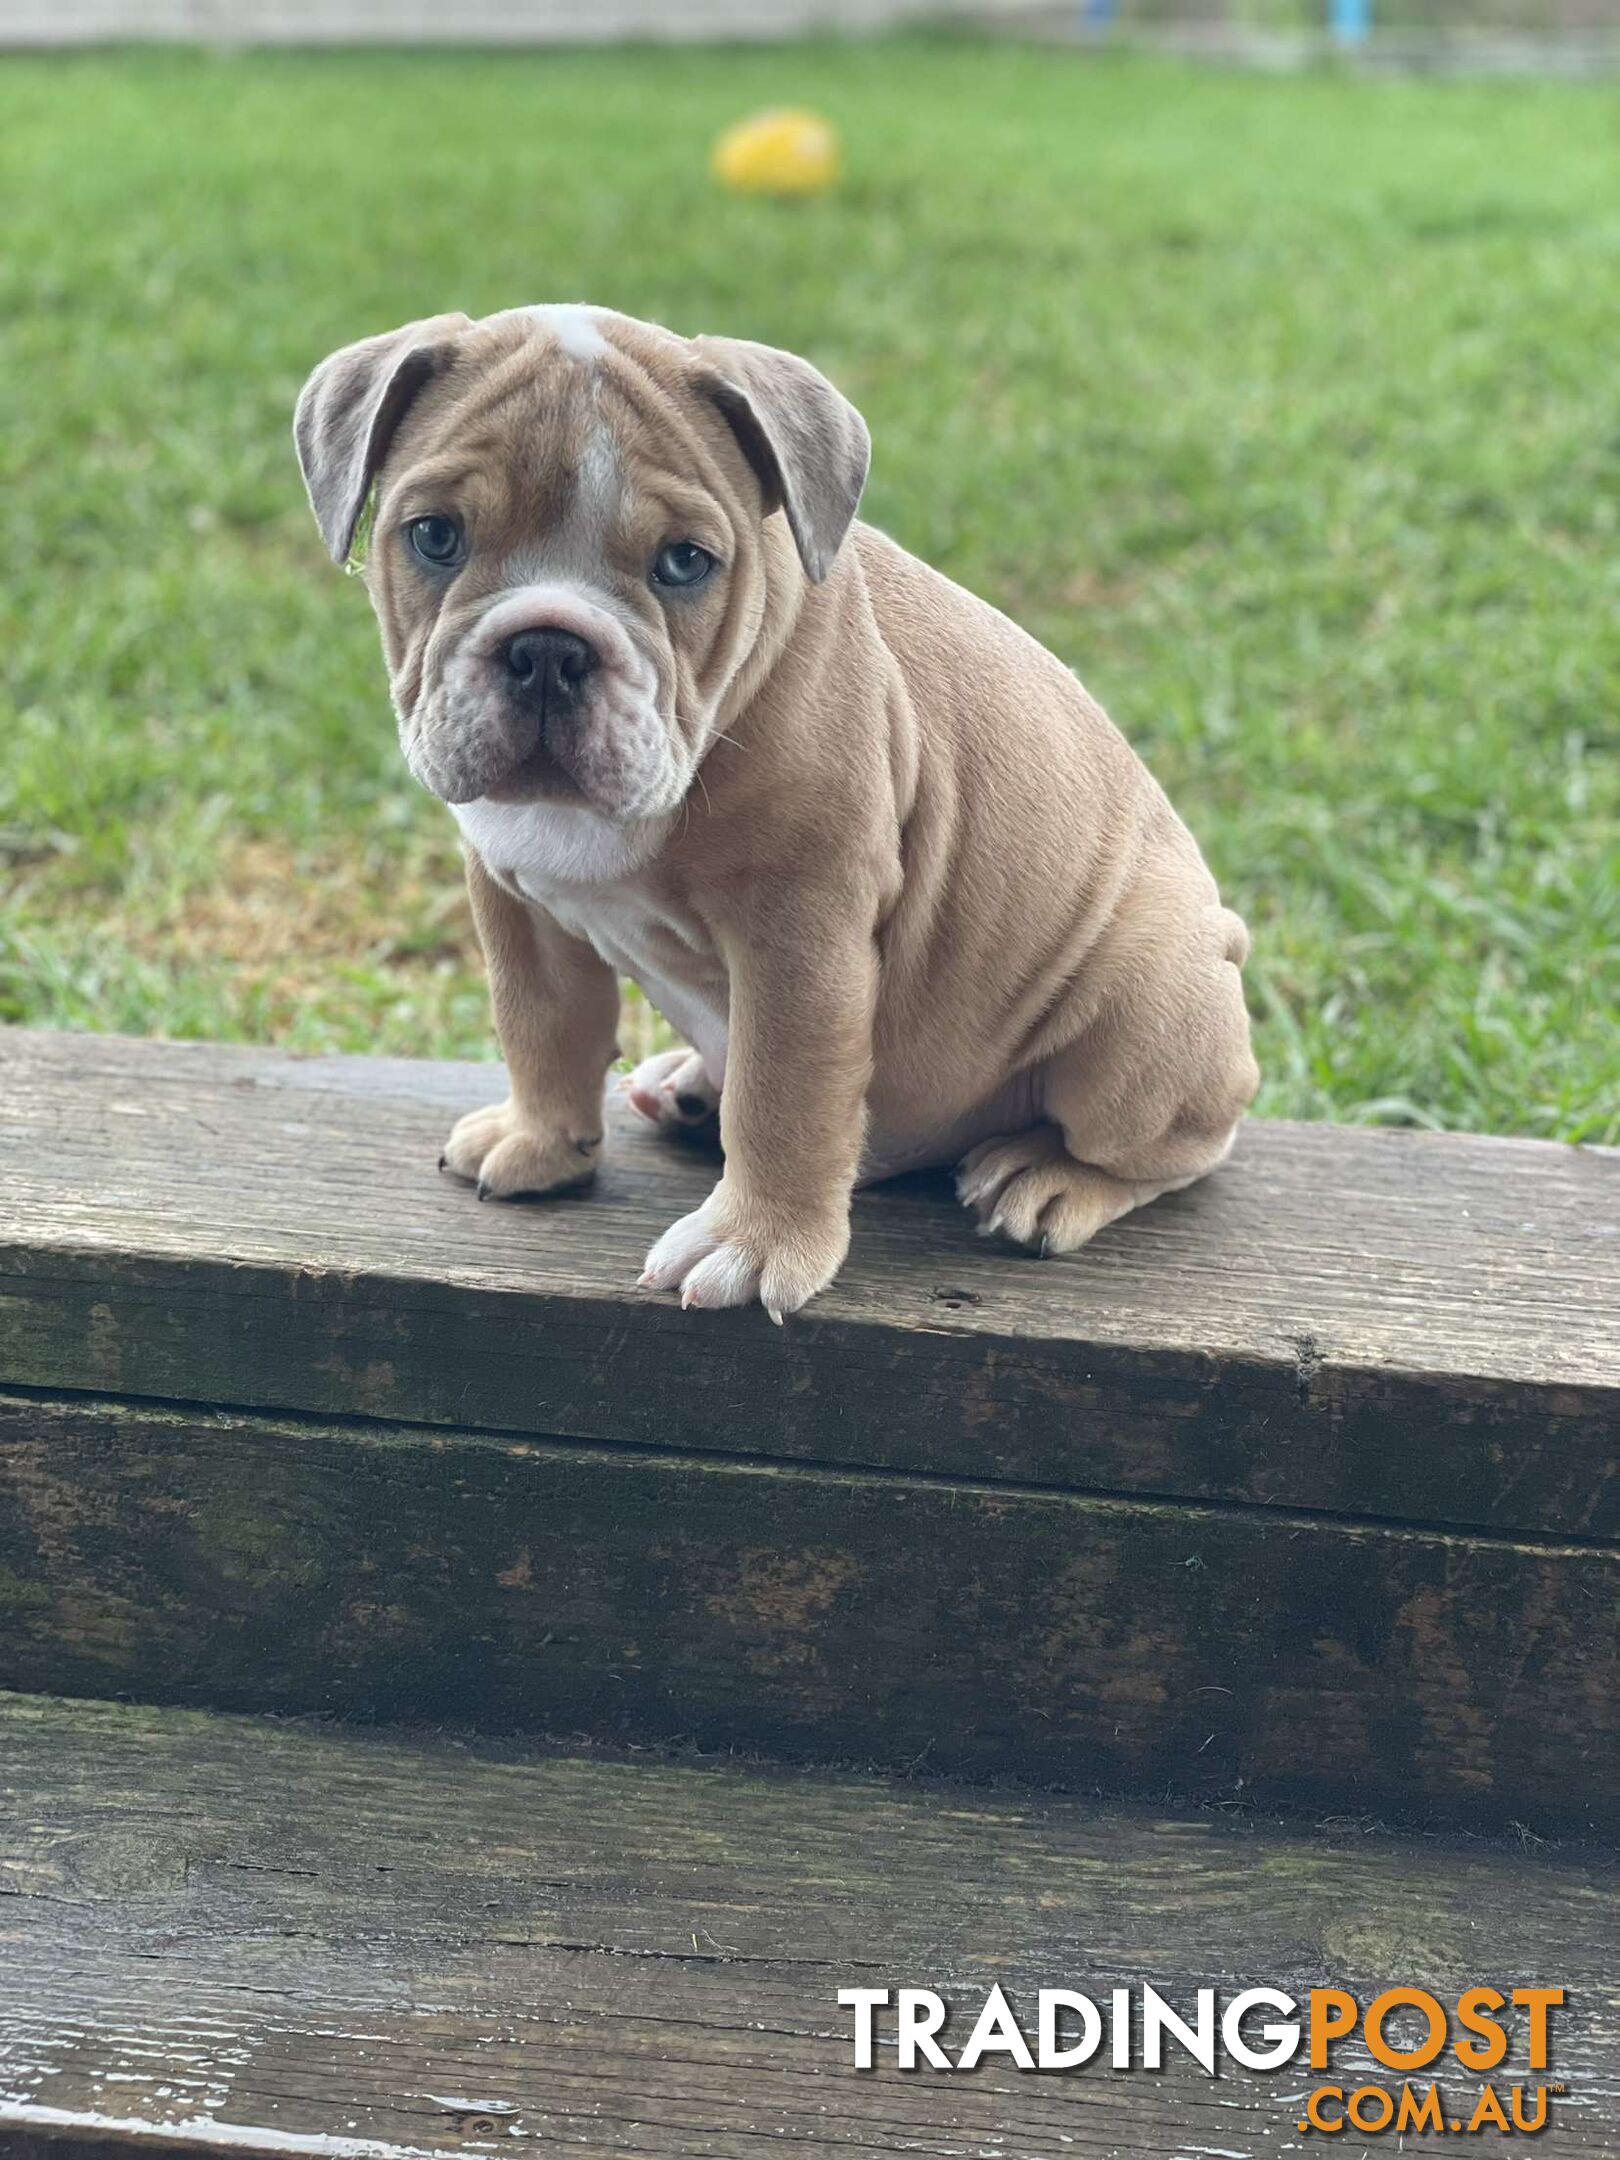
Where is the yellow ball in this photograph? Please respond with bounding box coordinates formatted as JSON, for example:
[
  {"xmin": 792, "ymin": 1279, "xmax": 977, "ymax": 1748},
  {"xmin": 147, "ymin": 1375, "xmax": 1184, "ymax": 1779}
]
[{"xmin": 711, "ymin": 108, "xmax": 841, "ymax": 199}]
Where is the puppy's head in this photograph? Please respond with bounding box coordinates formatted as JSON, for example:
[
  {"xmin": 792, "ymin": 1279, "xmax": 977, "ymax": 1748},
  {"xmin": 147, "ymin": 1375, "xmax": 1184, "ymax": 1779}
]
[{"xmin": 293, "ymin": 305, "xmax": 869, "ymax": 821}]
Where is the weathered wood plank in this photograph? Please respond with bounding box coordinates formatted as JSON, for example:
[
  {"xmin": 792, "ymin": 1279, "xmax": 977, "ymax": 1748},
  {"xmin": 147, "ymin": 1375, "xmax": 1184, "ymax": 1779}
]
[
  {"xmin": 0, "ymin": 1693, "xmax": 1615, "ymax": 2159},
  {"xmin": 0, "ymin": 1387, "xmax": 1614, "ymax": 1833},
  {"xmin": 1, "ymin": 1028, "xmax": 1616, "ymax": 1540}
]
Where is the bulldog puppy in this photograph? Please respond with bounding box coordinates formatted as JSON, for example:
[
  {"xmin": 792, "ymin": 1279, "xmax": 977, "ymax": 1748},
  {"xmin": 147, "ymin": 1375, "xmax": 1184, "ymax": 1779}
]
[{"xmin": 295, "ymin": 305, "xmax": 1257, "ymax": 1318}]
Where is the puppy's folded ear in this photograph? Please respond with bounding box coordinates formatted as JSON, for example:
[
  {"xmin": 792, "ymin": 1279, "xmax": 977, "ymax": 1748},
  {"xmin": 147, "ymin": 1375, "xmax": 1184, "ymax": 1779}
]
[
  {"xmin": 294, "ymin": 313, "xmax": 472, "ymax": 564},
  {"xmin": 694, "ymin": 336, "xmax": 870, "ymax": 583}
]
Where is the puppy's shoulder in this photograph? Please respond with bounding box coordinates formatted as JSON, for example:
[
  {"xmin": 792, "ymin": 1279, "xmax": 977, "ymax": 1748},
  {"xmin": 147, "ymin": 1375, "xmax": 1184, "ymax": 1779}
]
[{"xmin": 850, "ymin": 522, "xmax": 1095, "ymax": 716}]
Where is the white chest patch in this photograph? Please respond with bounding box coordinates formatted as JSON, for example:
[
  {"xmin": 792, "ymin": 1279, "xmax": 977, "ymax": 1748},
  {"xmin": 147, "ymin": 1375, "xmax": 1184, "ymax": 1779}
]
[
  {"xmin": 452, "ymin": 797, "xmax": 656, "ymax": 889},
  {"xmin": 450, "ymin": 798, "xmax": 730, "ymax": 1082}
]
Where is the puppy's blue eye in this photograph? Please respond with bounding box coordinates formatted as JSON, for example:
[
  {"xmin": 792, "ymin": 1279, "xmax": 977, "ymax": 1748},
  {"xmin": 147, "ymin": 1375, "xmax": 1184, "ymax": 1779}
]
[
  {"xmin": 407, "ymin": 515, "xmax": 463, "ymax": 566},
  {"xmin": 651, "ymin": 541, "xmax": 715, "ymax": 590}
]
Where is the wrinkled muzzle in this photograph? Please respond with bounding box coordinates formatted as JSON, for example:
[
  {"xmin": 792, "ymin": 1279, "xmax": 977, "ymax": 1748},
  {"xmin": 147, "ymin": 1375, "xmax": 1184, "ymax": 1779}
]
[{"xmin": 399, "ymin": 584, "xmax": 682, "ymax": 820}]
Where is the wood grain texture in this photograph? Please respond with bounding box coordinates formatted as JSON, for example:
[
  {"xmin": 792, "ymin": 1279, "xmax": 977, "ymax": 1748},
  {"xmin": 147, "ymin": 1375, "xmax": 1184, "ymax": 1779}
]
[
  {"xmin": 0, "ymin": 1693, "xmax": 1616, "ymax": 2160},
  {"xmin": 0, "ymin": 1387, "xmax": 1614, "ymax": 1833},
  {"xmin": 1, "ymin": 1028, "xmax": 1616, "ymax": 1540}
]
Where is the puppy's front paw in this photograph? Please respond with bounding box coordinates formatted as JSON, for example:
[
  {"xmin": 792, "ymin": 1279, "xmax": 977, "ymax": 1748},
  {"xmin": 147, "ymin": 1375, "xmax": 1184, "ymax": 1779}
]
[
  {"xmin": 639, "ymin": 1186, "xmax": 848, "ymax": 1321},
  {"xmin": 441, "ymin": 1098, "xmax": 601, "ymax": 1201}
]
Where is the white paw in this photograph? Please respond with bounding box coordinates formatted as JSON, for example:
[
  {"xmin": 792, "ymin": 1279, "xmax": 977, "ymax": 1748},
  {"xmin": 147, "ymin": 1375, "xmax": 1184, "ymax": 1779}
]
[
  {"xmin": 639, "ymin": 1188, "xmax": 847, "ymax": 1321},
  {"xmin": 620, "ymin": 1047, "xmax": 720, "ymax": 1134},
  {"xmin": 440, "ymin": 1098, "xmax": 600, "ymax": 1200}
]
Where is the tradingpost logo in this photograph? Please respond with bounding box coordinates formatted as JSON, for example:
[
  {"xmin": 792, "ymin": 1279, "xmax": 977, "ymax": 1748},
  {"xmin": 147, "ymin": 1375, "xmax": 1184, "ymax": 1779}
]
[{"xmin": 839, "ymin": 1982, "xmax": 1567, "ymax": 2135}]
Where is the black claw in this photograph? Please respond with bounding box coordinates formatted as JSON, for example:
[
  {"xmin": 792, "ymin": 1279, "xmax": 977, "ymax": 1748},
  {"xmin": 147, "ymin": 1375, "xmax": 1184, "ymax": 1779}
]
[
  {"xmin": 476, "ymin": 1181, "xmax": 491, "ymax": 1201},
  {"xmin": 438, "ymin": 1154, "xmax": 448, "ymax": 1172}
]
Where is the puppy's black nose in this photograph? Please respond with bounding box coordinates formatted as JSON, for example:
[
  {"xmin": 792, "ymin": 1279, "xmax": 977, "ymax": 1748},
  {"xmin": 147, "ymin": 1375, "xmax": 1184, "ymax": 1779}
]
[{"xmin": 503, "ymin": 629, "xmax": 596, "ymax": 712}]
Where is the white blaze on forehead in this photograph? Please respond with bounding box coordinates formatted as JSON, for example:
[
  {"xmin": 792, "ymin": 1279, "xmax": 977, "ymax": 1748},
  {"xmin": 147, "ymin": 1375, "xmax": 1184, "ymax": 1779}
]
[
  {"xmin": 574, "ymin": 421, "xmax": 621, "ymax": 533},
  {"xmin": 496, "ymin": 307, "xmax": 620, "ymax": 558},
  {"xmin": 525, "ymin": 303, "xmax": 608, "ymax": 363}
]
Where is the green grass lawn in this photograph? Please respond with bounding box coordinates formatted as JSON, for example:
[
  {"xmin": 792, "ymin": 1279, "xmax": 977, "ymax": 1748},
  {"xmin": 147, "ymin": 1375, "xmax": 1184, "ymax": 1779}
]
[{"xmin": 2, "ymin": 40, "xmax": 1616, "ymax": 1140}]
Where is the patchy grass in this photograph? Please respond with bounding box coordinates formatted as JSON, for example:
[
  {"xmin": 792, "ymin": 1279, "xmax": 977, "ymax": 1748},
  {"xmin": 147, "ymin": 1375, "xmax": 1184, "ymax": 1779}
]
[{"xmin": 2, "ymin": 41, "xmax": 1616, "ymax": 1139}]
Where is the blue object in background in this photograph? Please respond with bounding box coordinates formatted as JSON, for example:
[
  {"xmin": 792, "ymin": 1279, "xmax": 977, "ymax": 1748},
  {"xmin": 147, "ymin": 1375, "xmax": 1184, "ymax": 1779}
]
[
  {"xmin": 1331, "ymin": 0, "xmax": 1371, "ymax": 41},
  {"xmin": 1081, "ymin": 0, "xmax": 1119, "ymax": 31}
]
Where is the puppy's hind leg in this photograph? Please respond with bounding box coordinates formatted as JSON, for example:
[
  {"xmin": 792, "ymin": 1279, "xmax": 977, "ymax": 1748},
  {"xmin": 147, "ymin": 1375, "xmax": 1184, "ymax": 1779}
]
[
  {"xmin": 959, "ymin": 932, "xmax": 1256, "ymax": 1256},
  {"xmin": 956, "ymin": 1124, "xmax": 1201, "ymax": 1255}
]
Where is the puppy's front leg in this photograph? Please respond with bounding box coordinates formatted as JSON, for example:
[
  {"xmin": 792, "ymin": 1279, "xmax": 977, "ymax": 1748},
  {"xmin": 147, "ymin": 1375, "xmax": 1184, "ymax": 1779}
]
[
  {"xmin": 641, "ymin": 899, "xmax": 877, "ymax": 1319},
  {"xmin": 442, "ymin": 848, "xmax": 620, "ymax": 1200}
]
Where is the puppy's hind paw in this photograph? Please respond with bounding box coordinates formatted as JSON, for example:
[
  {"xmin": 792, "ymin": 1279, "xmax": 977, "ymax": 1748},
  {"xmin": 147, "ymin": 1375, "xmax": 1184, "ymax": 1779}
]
[
  {"xmin": 957, "ymin": 1126, "xmax": 1148, "ymax": 1254},
  {"xmin": 621, "ymin": 1048, "xmax": 721, "ymax": 1137}
]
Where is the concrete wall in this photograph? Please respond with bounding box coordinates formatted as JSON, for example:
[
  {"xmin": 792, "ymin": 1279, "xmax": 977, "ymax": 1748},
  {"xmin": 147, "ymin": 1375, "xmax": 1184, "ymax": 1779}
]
[
  {"xmin": 0, "ymin": 0, "xmax": 1041, "ymax": 44},
  {"xmin": 5, "ymin": 0, "xmax": 1607, "ymax": 47}
]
